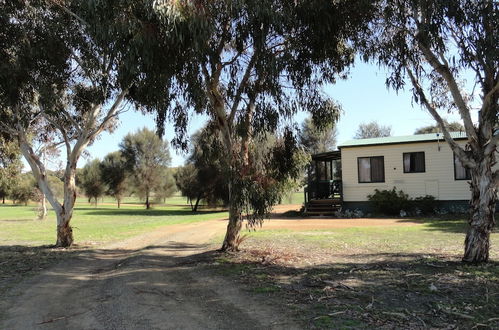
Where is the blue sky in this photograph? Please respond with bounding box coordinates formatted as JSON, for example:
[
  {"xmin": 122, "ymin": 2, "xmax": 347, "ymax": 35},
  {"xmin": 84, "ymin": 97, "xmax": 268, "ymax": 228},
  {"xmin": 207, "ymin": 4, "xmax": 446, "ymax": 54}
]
[{"xmin": 81, "ymin": 60, "xmax": 464, "ymax": 168}]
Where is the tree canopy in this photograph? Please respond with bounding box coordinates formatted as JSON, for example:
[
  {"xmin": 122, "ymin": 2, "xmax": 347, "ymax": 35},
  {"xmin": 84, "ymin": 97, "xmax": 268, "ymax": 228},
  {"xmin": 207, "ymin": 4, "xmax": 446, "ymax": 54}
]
[
  {"xmin": 354, "ymin": 121, "xmax": 392, "ymax": 139},
  {"xmin": 0, "ymin": 137, "xmax": 22, "ymax": 203},
  {"xmin": 0, "ymin": 0, "xmax": 196, "ymax": 246},
  {"xmin": 100, "ymin": 151, "xmax": 128, "ymax": 208},
  {"xmin": 135, "ymin": 0, "xmax": 376, "ymax": 251},
  {"xmin": 81, "ymin": 159, "xmax": 106, "ymax": 205},
  {"xmin": 414, "ymin": 120, "xmax": 464, "ymax": 135},
  {"xmin": 300, "ymin": 113, "xmax": 340, "ymax": 154},
  {"xmin": 362, "ymin": 0, "xmax": 498, "ymax": 262},
  {"xmin": 120, "ymin": 128, "xmax": 172, "ymax": 209}
]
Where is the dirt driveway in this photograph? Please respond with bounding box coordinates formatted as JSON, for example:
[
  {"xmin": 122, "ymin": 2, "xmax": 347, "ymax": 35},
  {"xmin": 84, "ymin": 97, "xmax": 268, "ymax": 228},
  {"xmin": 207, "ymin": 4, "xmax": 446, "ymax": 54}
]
[{"xmin": 1, "ymin": 214, "xmax": 422, "ymax": 330}]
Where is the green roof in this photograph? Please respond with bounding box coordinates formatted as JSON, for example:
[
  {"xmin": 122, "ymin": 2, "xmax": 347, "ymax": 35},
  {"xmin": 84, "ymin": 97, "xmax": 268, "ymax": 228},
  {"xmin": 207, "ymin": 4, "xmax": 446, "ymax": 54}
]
[{"xmin": 338, "ymin": 132, "xmax": 467, "ymax": 148}]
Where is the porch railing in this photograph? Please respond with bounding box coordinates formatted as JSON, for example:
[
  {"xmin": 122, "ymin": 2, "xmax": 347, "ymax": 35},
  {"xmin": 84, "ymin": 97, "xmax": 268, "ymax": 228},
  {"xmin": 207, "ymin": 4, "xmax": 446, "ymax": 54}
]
[{"xmin": 304, "ymin": 180, "xmax": 342, "ymax": 204}]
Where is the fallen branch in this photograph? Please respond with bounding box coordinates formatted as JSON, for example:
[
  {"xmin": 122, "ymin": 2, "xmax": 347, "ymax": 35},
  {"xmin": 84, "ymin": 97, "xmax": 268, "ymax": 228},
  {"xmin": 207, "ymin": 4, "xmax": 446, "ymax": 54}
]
[
  {"xmin": 441, "ymin": 309, "xmax": 475, "ymax": 320},
  {"xmin": 382, "ymin": 311, "xmax": 407, "ymax": 319},
  {"xmin": 37, "ymin": 311, "xmax": 87, "ymax": 325}
]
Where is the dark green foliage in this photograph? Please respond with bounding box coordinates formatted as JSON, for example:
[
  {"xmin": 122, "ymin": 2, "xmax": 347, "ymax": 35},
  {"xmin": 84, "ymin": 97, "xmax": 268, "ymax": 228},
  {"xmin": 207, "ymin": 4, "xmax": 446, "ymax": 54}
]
[
  {"xmin": 412, "ymin": 195, "xmax": 438, "ymax": 215},
  {"xmin": 11, "ymin": 174, "xmax": 35, "ymax": 206},
  {"xmin": 368, "ymin": 188, "xmax": 410, "ymax": 215},
  {"xmin": 354, "ymin": 121, "xmax": 392, "ymax": 139},
  {"xmin": 100, "ymin": 151, "xmax": 128, "ymax": 208},
  {"xmin": 120, "ymin": 127, "xmax": 172, "ymax": 209},
  {"xmin": 174, "ymin": 125, "xmax": 231, "ymax": 211},
  {"xmin": 81, "ymin": 159, "xmax": 106, "ymax": 205},
  {"xmin": 414, "ymin": 121, "xmax": 465, "ymax": 135},
  {"xmin": 0, "ymin": 137, "xmax": 22, "ymax": 203},
  {"xmin": 299, "ymin": 113, "xmax": 339, "ymax": 154},
  {"xmin": 174, "ymin": 164, "xmax": 202, "ymax": 210},
  {"xmin": 155, "ymin": 167, "xmax": 177, "ymax": 203},
  {"xmin": 368, "ymin": 188, "xmax": 439, "ymax": 215}
]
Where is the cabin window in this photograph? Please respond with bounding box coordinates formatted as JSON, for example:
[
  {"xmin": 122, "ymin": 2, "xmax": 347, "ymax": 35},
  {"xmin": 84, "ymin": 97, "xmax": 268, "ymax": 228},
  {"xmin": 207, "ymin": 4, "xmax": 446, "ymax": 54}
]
[
  {"xmin": 403, "ymin": 152, "xmax": 425, "ymax": 173},
  {"xmin": 454, "ymin": 153, "xmax": 471, "ymax": 180},
  {"xmin": 358, "ymin": 156, "xmax": 385, "ymax": 183}
]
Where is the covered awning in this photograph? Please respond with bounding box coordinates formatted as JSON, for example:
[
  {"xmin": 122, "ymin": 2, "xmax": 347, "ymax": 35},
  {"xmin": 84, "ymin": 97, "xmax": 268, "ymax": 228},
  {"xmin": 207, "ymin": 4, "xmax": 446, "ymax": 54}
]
[{"xmin": 311, "ymin": 150, "xmax": 341, "ymax": 161}]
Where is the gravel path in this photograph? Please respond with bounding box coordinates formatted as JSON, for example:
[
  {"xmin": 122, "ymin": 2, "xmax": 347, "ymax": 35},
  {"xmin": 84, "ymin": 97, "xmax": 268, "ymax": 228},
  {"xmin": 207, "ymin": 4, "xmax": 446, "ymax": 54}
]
[
  {"xmin": 1, "ymin": 211, "xmax": 422, "ymax": 330},
  {"xmin": 1, "ymin": 219, "xmax": 300, "ymax": 330}
]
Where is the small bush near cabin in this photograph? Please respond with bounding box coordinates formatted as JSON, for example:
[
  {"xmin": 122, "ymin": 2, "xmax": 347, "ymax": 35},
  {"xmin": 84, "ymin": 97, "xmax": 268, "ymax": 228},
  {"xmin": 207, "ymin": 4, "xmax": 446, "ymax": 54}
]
[
  {"xmin": 367, "ymin": 187, "xmax": 410, "ymax": 215},
  {"xmin": 412, "ymin": 195, "xmax": 437, "ymax": 215}
]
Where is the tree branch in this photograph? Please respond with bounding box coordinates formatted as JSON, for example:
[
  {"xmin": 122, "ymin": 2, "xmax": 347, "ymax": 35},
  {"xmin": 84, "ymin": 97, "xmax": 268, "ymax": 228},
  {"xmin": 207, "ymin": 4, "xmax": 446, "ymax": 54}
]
[
  {"xmin": 17, "ymin": 126, "xmax": 62, "ymax": 214},
  {"xmin": 481, "ymin": 80, "xmax": 499, "ymax": 116},
  {"xmin": 416, "ymin": 31, "xmax": 478, "ymax": 143},
  {"xmin": 407, "ymin": 68, "xmax": 475, "ymax": 168},
  {"xmin": 48, "ymin": 0, "xmax": 89, "ymax": 26},
  {"xmin": 484, "ymin": 134, "xmax": 499, "ymax": 156},
  {"xmin": 88, "ymin": 88, "xmax": 129, "ymax": 141},
  {"xmin": 228, "ymin": 52, "xmax": 258, "ymax": 124}
]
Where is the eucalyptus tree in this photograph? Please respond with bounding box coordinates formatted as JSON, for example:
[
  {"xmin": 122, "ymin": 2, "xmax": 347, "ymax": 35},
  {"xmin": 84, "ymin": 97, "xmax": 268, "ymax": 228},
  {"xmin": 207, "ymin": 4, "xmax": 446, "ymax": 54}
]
[
  {"xmin": 120, "ymin": 128, "xmax": 172, "ymax": 210},
  {"xmin": 414, "ymin": 120, "xmax": 464, "ymax": 135},
  {"xmin": 155, "ymin": 166, "xmax": 177, "ymax": 203},
  {"xmin": 363, "ymin": 1, "xmax": 498, "ymax": 262},
  {"xmin": 150, "ymin": 0, "xmax": 375, "ymax": 251},
  {"xmin": 100, "ymin": 151, "xmax": 128, "ymax": 208},
  {"xmin": 300, "ymin": 114, "xmax": 340, "ymax": 154},
  {"xmin": 0, "ymin": 137, "xmax": 22, "ymax": 204},
  {"xmin": 175, "ymin": 164, "xmax": 202, "ymax": 211},
  {"xmin": 184, "ymin": 125, "xmax": 230, "ymax": 210},
  {"xmin": 81, "ymin": 159, "xmax": 106, "ymax": 206},
  {"xmin": 353, "ymin": 121, "xmax": 392, "ymax": 139},
  {"xmin": 0, "ymin": 1, "xmax": 187, "ymax": 246}
]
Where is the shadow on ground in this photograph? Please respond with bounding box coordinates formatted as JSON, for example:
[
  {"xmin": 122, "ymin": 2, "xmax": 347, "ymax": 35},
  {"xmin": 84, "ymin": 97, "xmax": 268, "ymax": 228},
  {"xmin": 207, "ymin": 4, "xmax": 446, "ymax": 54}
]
[
  {"xmin": 213, "ymin": 249, "xmax": 499, "ymax": 329},
  {"xmin": 2, "ymin": 242, "xmax": 498, "ymax": 329},
  {"xmin": 76, "ymin": 208, "xmax": 225, "ymax": 217}
]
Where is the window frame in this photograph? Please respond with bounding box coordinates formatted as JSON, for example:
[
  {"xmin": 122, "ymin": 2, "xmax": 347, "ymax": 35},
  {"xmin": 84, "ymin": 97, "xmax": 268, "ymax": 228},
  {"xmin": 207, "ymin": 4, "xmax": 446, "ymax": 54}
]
[
  {"xmin": 402, "ymin": 152, "xmax": 426, "ymax": 173},
  {"xmin": 454, "ymin": 153, "xmax": 471, "ymax": 180},
  {"xmin": 357, "ymin": 156, "xmax": 385, "ymax": 183}
]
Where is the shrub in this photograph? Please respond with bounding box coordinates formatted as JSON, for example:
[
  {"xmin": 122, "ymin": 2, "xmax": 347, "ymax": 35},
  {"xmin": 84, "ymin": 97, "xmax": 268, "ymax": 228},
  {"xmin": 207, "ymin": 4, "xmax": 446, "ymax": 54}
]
[
  {"xmin": 412, "ymin": 195, "xmax": 437, "ymax": 215},
  {"xmin": 367, "ymin": 187, "xmax": 410, "ymax": 215}
]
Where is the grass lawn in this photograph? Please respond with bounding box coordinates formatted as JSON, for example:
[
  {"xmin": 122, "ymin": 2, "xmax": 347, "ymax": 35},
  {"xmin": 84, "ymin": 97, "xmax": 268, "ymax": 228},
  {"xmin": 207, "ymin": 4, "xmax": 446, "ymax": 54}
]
[
  {"xmin": 74, "ymin": 194, "xmax": 189, "ymax": 206},
  {"xmin": 0, "ymin": 199, "xmax": 227, "ymax": 298},
  {"xmin": 212, "ymin": 217, "xmax": 499, "ymax": 329},
  {"xmin": 0, "ymin": 201, "xmax": 227, "ymax": 246}
]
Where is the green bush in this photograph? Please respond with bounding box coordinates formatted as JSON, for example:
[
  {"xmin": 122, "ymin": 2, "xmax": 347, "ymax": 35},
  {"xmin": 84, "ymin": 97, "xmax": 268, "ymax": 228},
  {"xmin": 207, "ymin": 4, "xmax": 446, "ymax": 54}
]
[
  {"xmin": 367, "ymin": 187, "xmax": 410, "ymax": 215},
  {"xmin": 412, "ymin": 195, "xmax": 437, "ymax": 215}
]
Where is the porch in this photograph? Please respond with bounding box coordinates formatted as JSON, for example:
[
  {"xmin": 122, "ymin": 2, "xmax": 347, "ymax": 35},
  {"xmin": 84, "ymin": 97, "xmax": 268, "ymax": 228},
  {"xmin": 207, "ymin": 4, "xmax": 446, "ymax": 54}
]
[{"xmin": 304, "ymin": 150, "xmax": 343, "ymax": 215}]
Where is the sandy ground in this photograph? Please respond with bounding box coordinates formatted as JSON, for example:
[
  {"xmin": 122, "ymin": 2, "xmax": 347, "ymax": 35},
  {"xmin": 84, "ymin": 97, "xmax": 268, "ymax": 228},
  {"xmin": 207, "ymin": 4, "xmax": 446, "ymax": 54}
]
[
  {"xmin": 1, "ymin": 210, "xmax": 423, "ymax": 330},
  {"xmin": 1, "ymin": 219, "xmax": 304, "ymax": 330}
]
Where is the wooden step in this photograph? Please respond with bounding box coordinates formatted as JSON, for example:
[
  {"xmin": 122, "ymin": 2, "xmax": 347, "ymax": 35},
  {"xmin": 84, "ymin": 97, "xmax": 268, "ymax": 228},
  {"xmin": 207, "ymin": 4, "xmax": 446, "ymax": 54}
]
[{"xmin": 308, "ymin": 198, "xmax": 342, "ymax": 204}]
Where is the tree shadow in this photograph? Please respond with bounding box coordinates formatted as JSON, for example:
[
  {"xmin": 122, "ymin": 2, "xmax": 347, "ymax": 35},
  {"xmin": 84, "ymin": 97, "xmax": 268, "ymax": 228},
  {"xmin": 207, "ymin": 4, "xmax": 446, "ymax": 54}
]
[
  {"xmin": 214, "ymin": 250, "xmax": 499, "ymax": 328},
  {"xmin": 1, "ymin": 242, "xmax": 498, "ymax": 329},
  {"xmin": 76, "ymin": 208, "xmax": 225, "ymax": 217}
]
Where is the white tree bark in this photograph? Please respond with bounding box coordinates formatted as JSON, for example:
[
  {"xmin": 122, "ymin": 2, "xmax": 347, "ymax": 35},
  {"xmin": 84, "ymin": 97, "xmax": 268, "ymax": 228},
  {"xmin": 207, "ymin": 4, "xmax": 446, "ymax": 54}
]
[{"xmin": 11, "ymin": 90, "xmax": 128, "ymax": 247}]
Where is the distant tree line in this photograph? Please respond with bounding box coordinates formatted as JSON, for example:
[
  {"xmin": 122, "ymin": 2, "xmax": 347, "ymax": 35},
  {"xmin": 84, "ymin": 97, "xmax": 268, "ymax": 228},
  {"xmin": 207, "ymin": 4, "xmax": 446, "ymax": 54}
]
[
  {"xmin": 0, "ymin": 128, "xmax": 176, "ymax": 211},
  {"xmin": 80, "ymin": 128, "xmax": 176, "ymax": 209}
]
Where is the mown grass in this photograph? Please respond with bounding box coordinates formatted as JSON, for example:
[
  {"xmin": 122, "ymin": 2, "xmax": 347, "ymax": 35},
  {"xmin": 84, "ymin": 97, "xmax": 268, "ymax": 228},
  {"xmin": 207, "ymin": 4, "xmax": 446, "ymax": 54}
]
[
  {"xmin": 212, "ymin": 217, "xmax": 499, "ymax": 328},
  {"xmin": 0, "ymin": 202, "xmax": 227, "ymax": 246},
  {"xmin": 242, "ymin": 218, "xmax": 498, "ymax": 258}
]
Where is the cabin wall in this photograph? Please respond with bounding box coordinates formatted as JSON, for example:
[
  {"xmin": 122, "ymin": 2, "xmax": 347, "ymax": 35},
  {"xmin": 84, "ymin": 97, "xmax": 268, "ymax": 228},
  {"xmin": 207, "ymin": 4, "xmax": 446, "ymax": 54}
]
[{"xmin": 340, "ymin": 140, "xmax": 474, "ymax": 203}]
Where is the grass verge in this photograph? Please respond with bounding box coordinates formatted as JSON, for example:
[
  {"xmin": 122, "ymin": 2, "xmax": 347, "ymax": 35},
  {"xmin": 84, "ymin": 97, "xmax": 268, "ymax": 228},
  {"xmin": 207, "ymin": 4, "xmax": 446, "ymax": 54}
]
[{"xmin": 209, "ymin": 217, "xmax": 499, "ymax": 329}]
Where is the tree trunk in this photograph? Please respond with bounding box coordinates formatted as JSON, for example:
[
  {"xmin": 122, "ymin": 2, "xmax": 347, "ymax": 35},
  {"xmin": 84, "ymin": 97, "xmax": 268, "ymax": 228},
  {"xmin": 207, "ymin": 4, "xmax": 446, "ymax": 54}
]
[
  {"xmin": 193, "ymin": 194, "xmax": 202, "ymax": 212},
  {"xmin": 117, "ymin": 197, "xmax": 121, "ymax": 209},
  {"xmin": 220, "ymin": 154, "xmax": 244, "ymax": 251},
  {"xmin": 2, "ymin": 196, "xmax": 4, "ymax": 204},
  {"xmin": 38, "ymin": 195, "xmax": 47, "ymax": 220},
  {"xmin": 146, "ymin": 192, "xmax": 150, "ymax": 209},
  {"xmin": 463, "ymin": 157, "xmax": 496, "ymax": 263},
  {"xmin": 56, "ymin": 209, "xmax": 73, "ymax": 247},
  {"xmin": 221, "ymin": 202, "xmax": 243, "ymax": 251}
]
